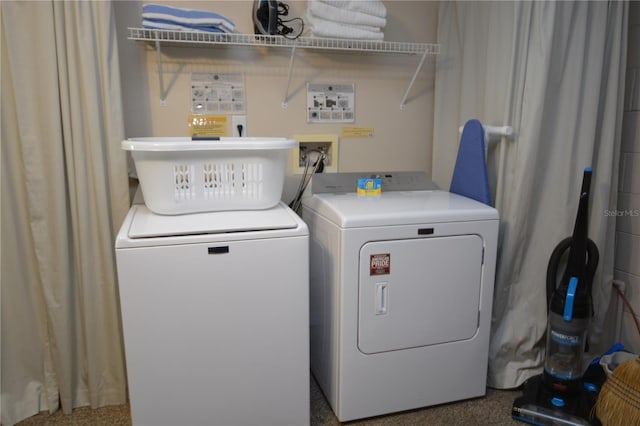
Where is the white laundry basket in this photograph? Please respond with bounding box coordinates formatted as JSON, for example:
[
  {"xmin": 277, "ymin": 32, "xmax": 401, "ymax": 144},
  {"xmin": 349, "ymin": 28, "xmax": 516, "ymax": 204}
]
[{"xmin": 123, "ymin": 137, "xmax": 296, "ymax": 215}]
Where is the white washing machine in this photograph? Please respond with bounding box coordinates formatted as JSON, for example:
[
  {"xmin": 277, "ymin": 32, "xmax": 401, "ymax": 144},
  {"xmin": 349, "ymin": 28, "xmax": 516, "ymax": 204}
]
[
  {"xmin": 115, "ymin": 201, "xmax": 309, "ymax": 426},
  {"xmin": 301, "ymin": 172, "xmax": 499, "ymax": 422}
]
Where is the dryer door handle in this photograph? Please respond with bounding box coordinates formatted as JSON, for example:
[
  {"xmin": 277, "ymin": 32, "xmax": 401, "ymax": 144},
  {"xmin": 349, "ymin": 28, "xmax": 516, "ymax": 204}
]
[{"xmin": 375, "ymin": 282, "xmax": 388, "ymax": 315}]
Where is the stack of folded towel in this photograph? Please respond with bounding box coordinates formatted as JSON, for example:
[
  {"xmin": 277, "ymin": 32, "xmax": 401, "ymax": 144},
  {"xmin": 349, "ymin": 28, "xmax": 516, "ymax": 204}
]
[
  {"xmin": 306, "ymin": 0, "xmax": 387, "ymax": 40},
  {"xmin": 142, "ymin": 4, "xmax": 235, "ymax": 33}
]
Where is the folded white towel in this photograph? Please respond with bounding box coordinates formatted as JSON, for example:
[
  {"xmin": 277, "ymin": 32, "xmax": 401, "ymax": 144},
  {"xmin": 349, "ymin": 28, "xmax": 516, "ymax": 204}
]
[
  {"xmin": 318, "ymin": 0, "xmax": 387, "ymax": 19},
  {"xmin": 309, "ymin": 0, "xmax": 386, "ymax": 28},
  {"xmin": 307, "ymin": 15, "xmax": 384, "ymax": 40}
]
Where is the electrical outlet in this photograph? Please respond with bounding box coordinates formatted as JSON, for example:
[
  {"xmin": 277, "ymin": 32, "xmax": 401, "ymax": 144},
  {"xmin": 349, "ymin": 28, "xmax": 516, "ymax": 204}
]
[
  {"xmin": 232, "ymin": 115, "xmax": 247, "ymax": 137},
  {"xmin": 292, "ymin": 134, "xmax": 339, "ymax": 173}
]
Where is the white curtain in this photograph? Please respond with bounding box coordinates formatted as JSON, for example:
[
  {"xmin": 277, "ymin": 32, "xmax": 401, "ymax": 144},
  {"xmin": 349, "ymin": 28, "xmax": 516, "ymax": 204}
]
[
  {"xmin": 433, "ymin": 1, "xmax": 627, "ymax": 389},
  {"xmin": 1, "ymin": 1, "xmax": 130, "ymax": 424}
]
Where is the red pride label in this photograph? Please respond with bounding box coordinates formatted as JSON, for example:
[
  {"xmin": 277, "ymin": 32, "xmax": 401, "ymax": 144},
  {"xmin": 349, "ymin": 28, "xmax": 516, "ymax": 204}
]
[{"xmin": 370, "ymin": 253, "xmax": 390, "ymax": 275}]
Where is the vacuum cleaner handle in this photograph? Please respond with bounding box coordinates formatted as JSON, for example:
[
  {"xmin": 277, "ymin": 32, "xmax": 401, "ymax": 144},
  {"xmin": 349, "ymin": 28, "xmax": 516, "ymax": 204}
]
[
  {"xmin": 546, "ymin": 237, "xmax": 572, "ymax": 308},
  {"xmin": 545, "ymin": 237, "xmax": 599, "ymax": 312}
]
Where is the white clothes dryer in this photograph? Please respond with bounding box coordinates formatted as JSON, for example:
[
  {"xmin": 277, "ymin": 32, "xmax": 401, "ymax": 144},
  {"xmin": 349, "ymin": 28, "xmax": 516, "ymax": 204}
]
[
  {"xmin": 115, "ymin": 202, "xmax": 309, "ymax": 426},
  {"xmin": 301, "ymin": 172, "xmax": 499, "ymax": 422}
]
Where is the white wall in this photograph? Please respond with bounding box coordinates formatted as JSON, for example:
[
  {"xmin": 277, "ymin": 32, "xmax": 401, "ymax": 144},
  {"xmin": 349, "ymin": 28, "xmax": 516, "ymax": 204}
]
[
  {"xmin": 114, "ymin": 0, "xmax": 439, "ymax": 202},
  {"xmin": 615, "ymin": 1, "xmax": 640, "ymax": 353}
]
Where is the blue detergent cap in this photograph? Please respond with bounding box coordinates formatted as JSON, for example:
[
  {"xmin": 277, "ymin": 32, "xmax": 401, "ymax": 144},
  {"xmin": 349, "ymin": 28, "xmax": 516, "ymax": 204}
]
[{"xmin": 585, "ymin": 167, "xmax": 592, "ymax": 172}]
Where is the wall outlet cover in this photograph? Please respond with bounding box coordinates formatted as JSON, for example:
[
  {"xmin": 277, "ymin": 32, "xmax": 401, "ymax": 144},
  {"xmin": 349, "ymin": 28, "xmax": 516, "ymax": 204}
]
[{"xmin": 231, "ymin": 115, "xmax": 247, "ymax": 137}]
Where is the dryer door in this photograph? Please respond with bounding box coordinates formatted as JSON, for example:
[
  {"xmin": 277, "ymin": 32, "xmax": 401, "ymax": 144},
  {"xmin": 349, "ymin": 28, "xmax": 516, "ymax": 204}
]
[{"xmin": 358, "ymin": 235, "xmax": 483, "ymax": 354}]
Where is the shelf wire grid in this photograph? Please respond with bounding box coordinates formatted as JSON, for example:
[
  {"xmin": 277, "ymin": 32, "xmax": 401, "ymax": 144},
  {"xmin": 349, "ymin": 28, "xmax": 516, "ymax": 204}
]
[{"xmin": 128, "ymin": 28, "xmax": 440, "ymax": 55}]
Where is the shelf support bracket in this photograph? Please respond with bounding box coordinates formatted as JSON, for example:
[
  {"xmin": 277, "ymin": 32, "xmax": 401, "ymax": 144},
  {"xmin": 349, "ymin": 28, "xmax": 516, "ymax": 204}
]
[
  {"xmin": 400, "ymin": 50, "xmax": 429, "ymax": 110},
  {"xmin": 282, "ymin": 45, "xmax": 297, "ymax": 109},
  {"xmin": 155, "ymin": 38, "xmax": 167, "ymax": 106}
]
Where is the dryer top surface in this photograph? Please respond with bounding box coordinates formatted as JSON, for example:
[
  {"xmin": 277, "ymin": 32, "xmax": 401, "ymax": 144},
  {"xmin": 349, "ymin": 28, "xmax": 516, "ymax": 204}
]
[{"xmin": 302, "ymin": 190, "xmax": 499, "ymax": 228}]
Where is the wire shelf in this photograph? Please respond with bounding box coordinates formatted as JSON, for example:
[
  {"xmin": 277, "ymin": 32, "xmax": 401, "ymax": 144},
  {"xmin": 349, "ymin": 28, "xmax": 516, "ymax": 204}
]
[
  {"xmin": 128, "ymin": 28, "xmax": 440, "ymax": 55},
  {"xmin": 128, "ymin": 27, "xmax": 439, "ymax": 108}
]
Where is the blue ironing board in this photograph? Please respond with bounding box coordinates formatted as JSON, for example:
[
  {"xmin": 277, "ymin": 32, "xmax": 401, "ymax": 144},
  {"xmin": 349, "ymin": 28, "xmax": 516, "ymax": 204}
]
[{"xmin": 450, "ymin": 119, "xmax": 492, "ymax": 205}]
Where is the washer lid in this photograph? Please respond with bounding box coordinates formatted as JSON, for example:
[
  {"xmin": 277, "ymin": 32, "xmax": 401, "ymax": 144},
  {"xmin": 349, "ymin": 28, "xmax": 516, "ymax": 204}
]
[
  {"xmin": 127, "ymin": 202, "xmax": 299, "ymax": 239},
  {"xmin": 302, "ymin": 190, "xmax": 498, "ymax": 227}
]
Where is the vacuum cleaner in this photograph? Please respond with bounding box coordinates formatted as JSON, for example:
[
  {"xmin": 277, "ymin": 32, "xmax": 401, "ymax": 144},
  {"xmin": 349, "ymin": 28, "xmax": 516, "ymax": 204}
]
[{"xmin": 512, "ymin": 167, "xmax": 606, "ymax": 426}]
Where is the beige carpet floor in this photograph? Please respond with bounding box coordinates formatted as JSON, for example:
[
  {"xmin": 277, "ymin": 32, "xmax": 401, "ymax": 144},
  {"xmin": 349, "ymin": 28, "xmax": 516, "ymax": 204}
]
[{"xmin": 16, "ymin": 376, "xmax": 522, "ymax": 425}]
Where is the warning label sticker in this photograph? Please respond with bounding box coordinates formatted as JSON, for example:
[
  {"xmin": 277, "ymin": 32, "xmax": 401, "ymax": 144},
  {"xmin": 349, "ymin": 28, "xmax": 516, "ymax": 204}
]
[{"xmin": 370, "ymin": 253, "xmax": 390, "ymax": 275}]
